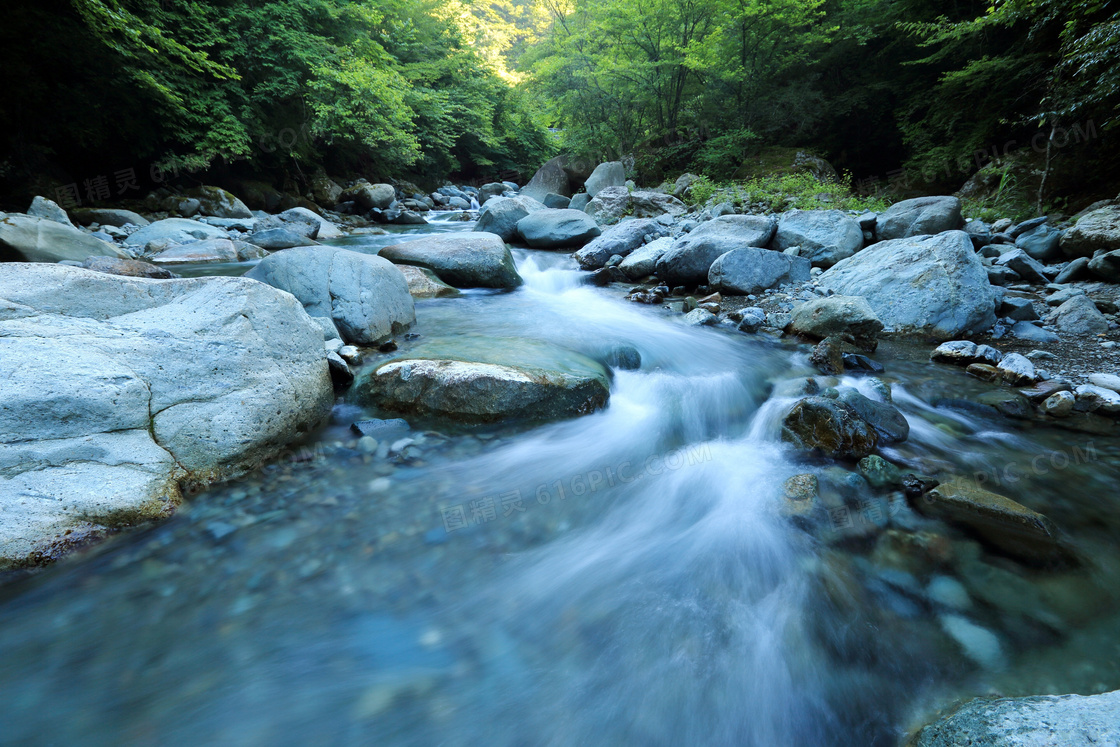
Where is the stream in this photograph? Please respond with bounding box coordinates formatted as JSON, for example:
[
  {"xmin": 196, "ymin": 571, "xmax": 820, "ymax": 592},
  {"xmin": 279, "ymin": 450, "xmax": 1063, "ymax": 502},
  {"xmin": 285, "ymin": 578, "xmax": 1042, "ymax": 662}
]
[{"xmin": 2, "ymin": 215, "xmax": 1120, "ymax": 745}]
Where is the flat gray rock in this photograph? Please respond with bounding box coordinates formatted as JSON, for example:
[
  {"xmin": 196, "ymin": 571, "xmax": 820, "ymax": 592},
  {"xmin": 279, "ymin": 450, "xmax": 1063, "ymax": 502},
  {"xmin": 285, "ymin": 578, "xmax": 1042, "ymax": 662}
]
[
  {"xmin": 574, "ymin": 218, "xmax": 668, "ymax": 269},
  {"xmin": 380, "ymin": 232, "xmax": 522, "ymax": 289},
  {"xmin": 875, "ymin": 196, "xmax": 963, "ymax": 240},
  {"xmin": 125, "ymin": 217, "xmax": 227, "ymax": 247},
  {"xmin": 819, "ymin": 231, "xmax": 996, "ymax": 340},
  {"xmin": 516, "ymin": 208, "xmax": 601, "ymax": 248},
  {"xmin": 0, "ymin": 214, "xmax": 126, "ymax": 262},
  {"xmin": 913, "ymin": 689, "xmax": 1120, "ymax": 746},
  {"xmin": 771, "ymin": 209, "xmax": 863, "ymax": 267},
  {"xmin": 708, "ymin": 246, "xmax": 810, "ymax": 295},
  {"xmin": 618, "ymin": 237, "xmax": 673, "ymax": 279},
  {"xmin": 71, "ymin": 207, "xmax": 150, "ymax": 228},
  {"xmin": 149, "ymin": 238, "xmax": 240, "ymax": 264},
  {"xmin": 0, "ymin": 264, "xmax": 333, "ymax": 569}
]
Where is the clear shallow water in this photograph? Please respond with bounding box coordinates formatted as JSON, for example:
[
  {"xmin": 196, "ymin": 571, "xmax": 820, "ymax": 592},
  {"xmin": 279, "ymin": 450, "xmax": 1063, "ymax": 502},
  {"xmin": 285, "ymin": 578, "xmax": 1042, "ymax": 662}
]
[{"xmin": 2, "ymin": 221, "xmax": 1120, "ymax": 745}]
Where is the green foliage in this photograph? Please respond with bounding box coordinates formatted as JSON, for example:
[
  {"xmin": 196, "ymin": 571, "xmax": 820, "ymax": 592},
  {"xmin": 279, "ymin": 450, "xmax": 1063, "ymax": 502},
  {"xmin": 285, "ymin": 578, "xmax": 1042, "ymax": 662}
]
[
  {"xmin": 524, "ymin": 0, "xmax": 1120, "ymax": 206},
  {"xmin": 692, "ymin": 129, "xmax": 761, "ymax": 180},
  {"xmin": 685, "ymin": 176, "xmax": 718, "ymax": 205},
  {"xmin": 687, "ymin": 172, "xmax": 890, "ymax": 213},
  {"xmin": 0, "ymin": 0, "xmax": 553, "ymax": 197}
]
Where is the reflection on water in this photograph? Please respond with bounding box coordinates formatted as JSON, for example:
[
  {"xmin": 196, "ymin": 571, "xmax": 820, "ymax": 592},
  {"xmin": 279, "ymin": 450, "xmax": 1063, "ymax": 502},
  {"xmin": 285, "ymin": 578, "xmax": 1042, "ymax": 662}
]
[{"xmin": 1, "ymin": 226, "xmax": 1119, "ymax": 745}]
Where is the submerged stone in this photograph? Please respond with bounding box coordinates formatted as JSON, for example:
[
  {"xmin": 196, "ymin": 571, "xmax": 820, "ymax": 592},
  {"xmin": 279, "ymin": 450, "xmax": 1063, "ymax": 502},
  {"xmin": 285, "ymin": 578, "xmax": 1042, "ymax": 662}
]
[
  {"xmin": 781, "ymin": 396, "xmax": 879, "ymax": 459},
  {"xmin": 915, "ymin": 479, "xmax": 1069, "ymax": 563}
]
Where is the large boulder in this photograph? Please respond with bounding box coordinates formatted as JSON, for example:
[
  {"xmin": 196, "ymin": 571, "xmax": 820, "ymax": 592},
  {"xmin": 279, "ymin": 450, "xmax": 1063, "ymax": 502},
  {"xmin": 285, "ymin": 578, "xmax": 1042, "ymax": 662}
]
[
  {"xmin": 913, "ymin": 690, "xmax": 1120, "ymax": 747},
  {"xmin": 585, "ymin": 187, "xmax": 687, "ymax": 225},
  {"xmin": 1060, "ymin": 205, "xmax": 1120, "ymax": 257},
  {"xmin": 1088, "ymin": 248, "xmax": 1120, "ymax": 282},
  {"xmin": 185, "ymin": 186, "xmax": 253, "ymax": 219},
  {"xmin": 1015, "ymin": 222, "xmax": 1062, "ymax": 261},
  {"xmin": 380, "ymin": 232, "xmax": 522, "ymax": 290},
  {"xmin": 474, "ymin": 195, "xmax": 546, "ymax": 242},
  {"xmin": 357, "ymin": 337, "xmax": 609, "ymax": 423},
  {"xmin": 583, "ymin": 161, "xmax": 626, "ymax": 197},
  {"xmin": 690, "ymin": 214, "xmax": 778, "ymax": 248},
  {"xmin": 478, "ymin": 182, "xmax": 507, "ymax": 205},
  {"xmin": 792, "ymin": 151, "xmax": 838, "ymax": 182},
  {"xmin": 771, "ymin": 209, "xmax": 863, "ymax": 267},
  {"xmin": 672, "ymin": 173, "xmax": 701, "ymax": 197},
  {"xmin": 279, "ymin": 207, "xmax": 344, "ymax": 239},
  {"xmin": 618, "ymin": 237, "xmax": 673, "ymax": 279},
  {"xmin": 0, "ymin": 214, "xmax": 127, "ymax": 263},
  {"xmin": 573, "ymin": 218, "xmax": 669, "ymax": 269},
  {"xmin": 708, "ymin": 247, "xmax": 811, "ymax": 295},
  {"xmin": 308, "ymin": 172, "xmax": 343, "ymax": 206},
  {"xmin": 916, "ymin": 479, "xmax": 1067, "ymax": 563},
  {"xmin": 818, "ymin": 231, "xmax": 996, "ymax": 340},
  {"xmin": 655, "ymin": 215, "xmax": 777, "ymax": 286},
  {"xmin": 1045, "ymin": 294, "xmax": 1109, "ymax": 335},
  {"xmin": 515, "ymin": 208, "xmax": 602, "ymax": 248},
  {"xmin": 248, "ymin": 227, "xmax": 318, "ymax": 250},
  {"xmin": 245, "ymin": 247, "xmax": 415, "ymax": 344},
  {"xmin": 342, "ymin": 182, "xmax": 397, "ymax": 211},
  {"xmin": 543, "ymin": 193, "xmax": 571, "ymax": 209},
  {"xmin": 788, "ymin": 295, "xmax": 884, "ymax": 351},
  {"xmin": 124, "ymin": 218, "xmax": 227, "ymax": 248},
  {"xmin": 70, "ymin": 208, "xmax": 150, "ymax": 228},
  {"xmin": 0, "ymin": 264, "xmax": 333, "ymax": 569},
  {"xmin": 522, "ymin": 156, "xmax": 572, "ymax": 202},
  {"xmin": 875, "ymin": 196, "xmax": 963, "ymax": 240},
  {"xmin": 27, "ymin": 196, "xmax": 73, "ymax": 226}
]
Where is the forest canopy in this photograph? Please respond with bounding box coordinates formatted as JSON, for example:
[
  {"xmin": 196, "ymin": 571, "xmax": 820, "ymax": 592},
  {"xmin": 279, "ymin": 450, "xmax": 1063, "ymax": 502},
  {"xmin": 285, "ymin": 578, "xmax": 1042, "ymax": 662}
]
[
  {"xmin": 0, "ymin": 0, "xmax": 1117, "ymax": 203},
  {"xmin": 0, "ymin": 0, "xmax": 555, "ymax": 197}
]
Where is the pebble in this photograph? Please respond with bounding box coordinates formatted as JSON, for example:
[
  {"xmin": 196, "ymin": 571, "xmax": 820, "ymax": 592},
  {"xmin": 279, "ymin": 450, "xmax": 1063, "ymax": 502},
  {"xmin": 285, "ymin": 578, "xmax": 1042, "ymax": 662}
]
[
  {"xmin": 996, "ymin": 352, "xmax": 1039, "ymax": 385},
  {"xmin": 1041, "ymin": 391, "xmax": 1076, "ymax": 417},
  {"xmin": 928, "ymin": 575, "xmax": 971, "ymax": 610},
  {"xmin": 940, "ymin": 614, "xmax": 1005, "ymax": 670},
  {"xmin": 737, "ymin": 307, "xmax": 766, "ymax": 333},
  {"xmin": 966, "ymin": 363, "xmax": 1000, "ymax": 382},
  {"xmin": 357, "ymin": 436, "xmax": 378, "ymax": 454},
  {"xmin": 368, "ymin": 477, "xmax": 392, "ymax": 493},
  {"xmin": 684, "ymin": 308, "xmax": 717, "ymax": 326}
]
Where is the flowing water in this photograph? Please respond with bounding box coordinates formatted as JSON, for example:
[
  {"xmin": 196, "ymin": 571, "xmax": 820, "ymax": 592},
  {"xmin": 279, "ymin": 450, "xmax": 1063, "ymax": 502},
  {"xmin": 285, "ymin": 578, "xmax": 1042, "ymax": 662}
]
[{"xmin": 2, "ymin": 216, "xmax": 1120, "ymax": 745}]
